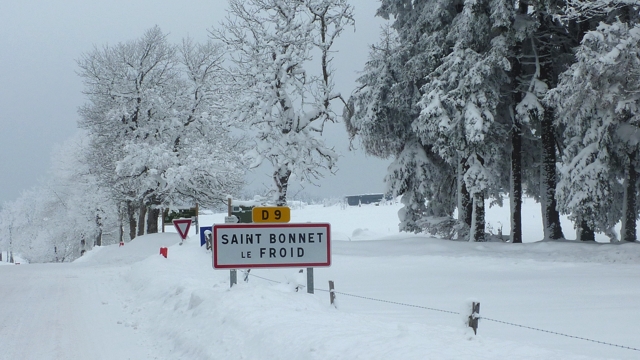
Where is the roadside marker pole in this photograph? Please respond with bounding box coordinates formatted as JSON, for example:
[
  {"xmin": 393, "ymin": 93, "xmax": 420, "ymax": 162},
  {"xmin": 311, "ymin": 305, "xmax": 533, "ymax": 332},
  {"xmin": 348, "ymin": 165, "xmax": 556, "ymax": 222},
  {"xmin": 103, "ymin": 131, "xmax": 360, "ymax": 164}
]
[
  {"xmin": 329, "ymin": 280, "xmax": 336, "ymax": 307},
  {"xmin": 469, "ymin": 302, "xmax": 480, "ymax": 335},
  {"xmin": 228, "ymin": 197, "xmax": 237, "ymax": 288}
]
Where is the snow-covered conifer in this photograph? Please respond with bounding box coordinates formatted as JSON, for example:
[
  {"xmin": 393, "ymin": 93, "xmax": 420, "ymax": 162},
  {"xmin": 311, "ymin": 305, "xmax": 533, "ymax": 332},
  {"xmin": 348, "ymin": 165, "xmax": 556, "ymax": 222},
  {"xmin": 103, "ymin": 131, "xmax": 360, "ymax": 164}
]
[
  {"xmin": 417, "ymin": 1, "xmax": 513, "ymax": 242},
  {"xmin": 548, "ymin": 20, "xmax": 640, "ymax": 242},
  {"xmin": 347, "ymin": 1, "xmax": 461, "ymax": 235}
]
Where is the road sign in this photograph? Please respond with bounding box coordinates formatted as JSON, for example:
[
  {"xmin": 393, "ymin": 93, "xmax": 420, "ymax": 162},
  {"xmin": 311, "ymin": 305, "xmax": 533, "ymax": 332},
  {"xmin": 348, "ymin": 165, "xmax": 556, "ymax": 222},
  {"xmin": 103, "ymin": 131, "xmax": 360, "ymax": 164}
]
[
  {"xmin": 200, "ymin": 226, "xmax": 212, "ymax": 246},
  {"xmin": 213, "ymin": 223, "xmax": 330, "ymax": 269},
  {"xmin": 252, "ymin": 206, "xmax": 290, "ymax": 223},
  {"xmin": 173, "ymin": 219, "xmax": 192, "ymax": 240}
]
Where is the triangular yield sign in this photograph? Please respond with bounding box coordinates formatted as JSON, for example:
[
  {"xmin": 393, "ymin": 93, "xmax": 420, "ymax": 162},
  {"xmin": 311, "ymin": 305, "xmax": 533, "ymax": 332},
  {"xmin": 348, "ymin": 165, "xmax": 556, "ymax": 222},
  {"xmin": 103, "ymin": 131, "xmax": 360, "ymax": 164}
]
[{"xmin": 173, "ymin": 219, "xmax": 192, "ymax": 240}]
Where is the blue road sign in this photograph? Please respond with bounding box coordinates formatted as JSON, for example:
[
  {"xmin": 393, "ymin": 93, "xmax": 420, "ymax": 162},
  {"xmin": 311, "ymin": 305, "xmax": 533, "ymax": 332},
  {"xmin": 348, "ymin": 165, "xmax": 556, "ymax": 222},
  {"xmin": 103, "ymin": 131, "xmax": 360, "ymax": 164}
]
[{"xmin": 200, "ymin": 226, "xmax": 212, "ymax": 246}]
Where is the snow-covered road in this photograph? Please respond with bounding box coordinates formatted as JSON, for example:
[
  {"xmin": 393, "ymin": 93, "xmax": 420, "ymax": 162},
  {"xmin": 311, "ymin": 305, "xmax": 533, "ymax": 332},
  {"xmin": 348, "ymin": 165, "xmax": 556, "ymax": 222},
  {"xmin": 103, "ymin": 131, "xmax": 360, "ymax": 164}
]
[
  {"xmin": 0, "ymin": 263, "xmax": 162, "ymax": 360},
  {"xmin": 0, "ymin": 233, "xmax": 181, "ymax": 360},
  {"xmin": 1, "ymin": 203, "xmax": 639, "ymax": 359}
]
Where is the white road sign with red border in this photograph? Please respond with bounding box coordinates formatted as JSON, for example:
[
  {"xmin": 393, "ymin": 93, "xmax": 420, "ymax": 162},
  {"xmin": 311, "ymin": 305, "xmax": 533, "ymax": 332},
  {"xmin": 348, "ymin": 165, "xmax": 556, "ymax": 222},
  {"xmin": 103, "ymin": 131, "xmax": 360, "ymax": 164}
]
[
  {"xmin": 173, "ymin": 219, "xmax": 192, "ymax": 240},
  {"xmin": 213, "ymin": 223, "xmax": 331, "ymax": 269}
]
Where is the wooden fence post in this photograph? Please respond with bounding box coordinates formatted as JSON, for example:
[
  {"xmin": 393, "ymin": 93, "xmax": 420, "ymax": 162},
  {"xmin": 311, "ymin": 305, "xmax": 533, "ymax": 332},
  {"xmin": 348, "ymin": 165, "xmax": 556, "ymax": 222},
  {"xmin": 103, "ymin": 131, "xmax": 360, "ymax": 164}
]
[
  {"xmin": 329, "ymin": 280, "xmax": 336, "ymax": 307},
  {"xmin": 195, "ymin": 202, "xmax": 199, "ymax": 234},
  {"xmin": 468, "ymin": 302, "xmax": 480, "ymax": 335}
]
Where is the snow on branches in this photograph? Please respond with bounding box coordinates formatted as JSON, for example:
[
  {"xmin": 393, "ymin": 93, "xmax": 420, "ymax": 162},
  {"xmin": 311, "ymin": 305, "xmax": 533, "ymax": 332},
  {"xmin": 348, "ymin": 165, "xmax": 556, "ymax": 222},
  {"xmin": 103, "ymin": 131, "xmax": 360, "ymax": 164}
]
[{"xmin": 214, "ymin": 0, "xmax": 354, "ymax": 205}]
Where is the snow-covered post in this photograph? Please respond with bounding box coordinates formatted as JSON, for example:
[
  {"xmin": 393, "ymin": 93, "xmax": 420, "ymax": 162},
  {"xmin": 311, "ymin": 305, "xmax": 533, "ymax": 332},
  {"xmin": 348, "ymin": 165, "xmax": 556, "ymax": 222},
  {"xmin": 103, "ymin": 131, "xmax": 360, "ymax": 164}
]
[
  {"xmin": 468, "ymin": 302, "xmax": 480, "ymax": 335},
  {"xmin": 329, "ymin": 280, "xmax": 336, "ymax": 307}
]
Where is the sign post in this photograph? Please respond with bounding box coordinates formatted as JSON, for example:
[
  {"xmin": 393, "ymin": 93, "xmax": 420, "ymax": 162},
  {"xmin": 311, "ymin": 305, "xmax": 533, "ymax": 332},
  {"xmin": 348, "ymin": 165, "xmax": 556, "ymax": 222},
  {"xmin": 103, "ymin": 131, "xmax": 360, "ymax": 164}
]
[
  {"xmin": 226, "ymin": 197, "xmax": 237, "ymax": 287},
  {"xmin": 213, "ymin": 223, "xmax": 331, "ymax": 292}
]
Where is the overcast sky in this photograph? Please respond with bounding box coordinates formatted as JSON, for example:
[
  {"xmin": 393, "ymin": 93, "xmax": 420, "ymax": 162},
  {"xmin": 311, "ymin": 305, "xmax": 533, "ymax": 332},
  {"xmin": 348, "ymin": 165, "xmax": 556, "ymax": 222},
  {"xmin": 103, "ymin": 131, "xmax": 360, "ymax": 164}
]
[{"xmin": 0, "ymin": 0, "xmax": 390, "ymax": 205}]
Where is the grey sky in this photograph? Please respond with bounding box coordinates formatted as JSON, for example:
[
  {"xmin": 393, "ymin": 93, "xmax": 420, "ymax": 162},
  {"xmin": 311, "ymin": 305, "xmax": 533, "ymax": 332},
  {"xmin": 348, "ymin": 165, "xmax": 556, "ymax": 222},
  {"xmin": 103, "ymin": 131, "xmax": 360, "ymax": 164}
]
[{"xmin": 0, "ymin": 0, "xmax": 390, "ymax": 205}]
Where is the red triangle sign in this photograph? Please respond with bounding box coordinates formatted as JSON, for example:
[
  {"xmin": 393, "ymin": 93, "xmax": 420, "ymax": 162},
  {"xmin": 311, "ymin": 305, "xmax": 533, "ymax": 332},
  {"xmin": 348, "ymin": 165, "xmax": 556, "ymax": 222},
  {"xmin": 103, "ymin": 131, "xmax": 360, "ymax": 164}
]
[{"xmin": 173, "ymin": 219, "xmax": 192, "ymax": 240}]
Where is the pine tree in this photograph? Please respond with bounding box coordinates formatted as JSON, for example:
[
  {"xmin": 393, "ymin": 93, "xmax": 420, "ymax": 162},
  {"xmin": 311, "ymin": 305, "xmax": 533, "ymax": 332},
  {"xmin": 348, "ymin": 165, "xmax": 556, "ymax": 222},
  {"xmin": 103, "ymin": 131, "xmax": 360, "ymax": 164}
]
[
  {"xmin": 347, "ymin": 1, "xmax": 464, "ymax": 235},
  {"xmin": 548, "ymin": 19, "xmax": 640, "ymax": 241},
  {"xmin": 417, "ymin": 0, "xmax": 513, "ymax": 242}
]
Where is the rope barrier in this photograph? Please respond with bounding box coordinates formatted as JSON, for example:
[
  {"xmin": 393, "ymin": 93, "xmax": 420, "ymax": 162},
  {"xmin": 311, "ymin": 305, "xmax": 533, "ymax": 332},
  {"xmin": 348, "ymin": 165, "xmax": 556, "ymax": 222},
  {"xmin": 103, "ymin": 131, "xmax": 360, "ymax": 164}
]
[
  {"xmin": 246, "ymin": 273, "xmax": 280, "ymax": 283},
  {"xmin": 316, "ymin": 288, "xmax": 460, "ymax": 315},
  {"xmin": 247, "ymin": 272, "xmax": 639, "ymax": 352},
  {"xmin": 479, "ymin": 317, "xmax": 640, "ymax": 352}
]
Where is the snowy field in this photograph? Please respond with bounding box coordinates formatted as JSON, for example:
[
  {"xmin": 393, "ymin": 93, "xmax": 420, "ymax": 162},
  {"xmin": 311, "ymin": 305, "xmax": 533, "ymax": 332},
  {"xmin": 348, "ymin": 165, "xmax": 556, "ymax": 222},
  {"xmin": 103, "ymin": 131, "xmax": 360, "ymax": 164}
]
[{"xmin": 1, "ymin": 198, "xmax": 639, "ymax": 359}]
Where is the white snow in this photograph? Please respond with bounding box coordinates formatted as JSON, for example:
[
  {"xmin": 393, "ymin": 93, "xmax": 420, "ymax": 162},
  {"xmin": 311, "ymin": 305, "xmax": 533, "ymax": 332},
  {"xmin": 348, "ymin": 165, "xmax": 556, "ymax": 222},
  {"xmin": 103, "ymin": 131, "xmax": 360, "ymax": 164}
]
[{"xmin": 0, "ymin": 199, "xmax": 639, "ymax": 359}]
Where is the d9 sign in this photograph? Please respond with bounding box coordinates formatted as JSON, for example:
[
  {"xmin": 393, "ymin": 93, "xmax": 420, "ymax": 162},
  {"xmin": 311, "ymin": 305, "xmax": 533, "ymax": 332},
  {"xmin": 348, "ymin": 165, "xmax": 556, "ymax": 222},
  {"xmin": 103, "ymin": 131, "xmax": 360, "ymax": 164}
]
[{"xmin": 252, "ymin": 206, "xmax": 290, "ymax": 223}]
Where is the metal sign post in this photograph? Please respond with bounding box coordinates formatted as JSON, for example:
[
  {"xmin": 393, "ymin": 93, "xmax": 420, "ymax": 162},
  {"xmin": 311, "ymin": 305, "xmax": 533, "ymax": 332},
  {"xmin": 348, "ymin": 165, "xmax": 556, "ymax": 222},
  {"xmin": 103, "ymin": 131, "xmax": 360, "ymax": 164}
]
[
  {"xmin": 226, "ymin": 197, "xmax": 237, "ymax": 287},
  {"xmin": 306, "ymin": 267, "xmax": 314, "ymax": 294}
]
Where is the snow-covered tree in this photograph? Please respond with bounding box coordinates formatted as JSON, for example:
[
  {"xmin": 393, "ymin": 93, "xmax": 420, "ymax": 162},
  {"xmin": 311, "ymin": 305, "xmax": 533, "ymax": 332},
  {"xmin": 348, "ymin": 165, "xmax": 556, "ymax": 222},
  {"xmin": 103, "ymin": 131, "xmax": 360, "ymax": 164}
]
[
  {"xmin": 416, "ymin": 0, "xmax": 514, "ymax": 242},
  {"xmin": 78, "ymin": 26, "xmax": 180, "ymax": 237},
  {"xmin": 500, "ymin": 0, "xmax": 569, "ymax": 242},
  {"xmin": 346, "ymin": 2, "xmax": 463, "ymax": 235},
  {"xmin": 214, "ymin": 0, "xmax": 354, "ymax": 206},
  {"xmin": 548, "ymin": 19, "xmax": 640, "ymax": 242},
  {"xmin": 78, "ymin": 27, "xmax": 247, "ymax": 237},
  {"xmin": 0, "ymin": 134, "xmax": 120, "ymax": 263},
  {"xmin": 0, "ymin": 200, "xmax": 18, "ymax": 263},
  {"xmin": 46, "ymin": 134, "xmax": 120, "ymax": 252},
  {"xmin": 385, "ymin": 139, "xmax": 457, "ymax": 233}
]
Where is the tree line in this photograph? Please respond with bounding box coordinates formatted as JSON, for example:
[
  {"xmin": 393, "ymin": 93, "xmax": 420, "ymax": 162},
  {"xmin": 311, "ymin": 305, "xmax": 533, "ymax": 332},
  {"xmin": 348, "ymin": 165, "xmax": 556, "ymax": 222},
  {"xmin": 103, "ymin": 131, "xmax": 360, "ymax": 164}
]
[
  {"xmin": 2, "ymin": 0, "xmax": 639, "ymax": 263},
  {"xmin": 0, "ymin": 0, "xmax": 354, "ymax": 262},
  {"xmin": 345, "ymin": 0, "xmax": 640, "ymax": 242}
]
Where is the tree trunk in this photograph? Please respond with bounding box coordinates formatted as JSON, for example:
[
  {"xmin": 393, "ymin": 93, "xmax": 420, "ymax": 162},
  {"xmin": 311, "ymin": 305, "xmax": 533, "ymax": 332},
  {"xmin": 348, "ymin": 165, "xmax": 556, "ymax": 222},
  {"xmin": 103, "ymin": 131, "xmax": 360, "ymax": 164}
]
[
  {"xmin": 540, "ymin": 106, "xmax": 565, "ymax": 240},
  {"xmin": 621, "ymin": 150, "xmax": 638, "ymax": 242},
  {"xmin": 511, "ymin": 123, "xmax": 523, "ymax": 243},
  {"xmin": 147, "ymin": 207, "xmax": 160, "ymax": 234},
  {"xmin": 274, "ymin": 167, "xmax": 292, "ymax": 206},
  {"xmin": 95, "ymin": 214, "xmax": 102, "ymax": 246},
  {"xmin": 470, "ymin": 191, "xmax": 486, "ymax": 242},
  {"xmin": 118, "ymin": 206, "xmax": 124, "ymax": 243},
  {"xmin": 127, "ymin": 201, "xmax": 137, "ymax": 241},
  {"xmin": 509, "ymin": 1, "xmax": 527, "ymax": 244},
  {"xmin": 458, "ymin": 156, "xmax": 473, "ymax": 227},
  {"xmin": 577, "ymin": 219, "xmax": 595, "ymax": 241},
  {"xmin": 536, "ymin": 39, "xmax": 565, "ymax": 240},
  {"xmin": 137, "ymin": 203, "xmax": 147, "ymax": 237}
]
